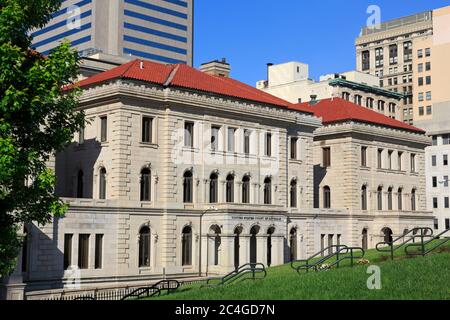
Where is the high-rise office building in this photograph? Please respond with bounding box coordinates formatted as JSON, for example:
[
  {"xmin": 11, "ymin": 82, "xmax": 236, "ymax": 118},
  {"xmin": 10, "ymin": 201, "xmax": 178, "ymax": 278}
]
[
  {"xmin": 357, "ymin": 6, "xmax": 450, "ymax": 234},
  {"xmin": 31, "ymin": 0, "xmax": 193, "ymax": 65}
]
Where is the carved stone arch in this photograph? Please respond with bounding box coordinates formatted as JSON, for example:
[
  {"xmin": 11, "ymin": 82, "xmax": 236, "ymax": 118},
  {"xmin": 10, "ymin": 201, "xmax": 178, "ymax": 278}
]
[{"xmin": 183, "ymin": 167, "xmax": 194, "ymax": 175}]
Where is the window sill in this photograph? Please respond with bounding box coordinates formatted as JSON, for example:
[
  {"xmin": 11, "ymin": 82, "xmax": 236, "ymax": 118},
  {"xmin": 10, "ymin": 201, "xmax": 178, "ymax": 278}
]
[
  {"xmin": 182, "ymin": 146, "xmax": 199, "ymax": 153},
  {"xmin": 289, "ymin": 159, "xmax": 303, "ymax": 164},
  {"xmin": 139, "ymin": 142, "xmax": 158, "ymax": 149}
]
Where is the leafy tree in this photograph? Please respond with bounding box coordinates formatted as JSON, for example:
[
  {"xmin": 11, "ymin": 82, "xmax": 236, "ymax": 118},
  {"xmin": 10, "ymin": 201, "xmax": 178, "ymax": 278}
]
[{"xmin": 0, "ymin": 0, "xmax": 84, "ymax": 277}]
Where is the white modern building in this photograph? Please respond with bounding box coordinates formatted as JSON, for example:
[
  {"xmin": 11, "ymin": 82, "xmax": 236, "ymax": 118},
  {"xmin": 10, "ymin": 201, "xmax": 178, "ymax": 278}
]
[{"xmin": 257, "ymin": 62, "xmax": 403, "ymax": 120}]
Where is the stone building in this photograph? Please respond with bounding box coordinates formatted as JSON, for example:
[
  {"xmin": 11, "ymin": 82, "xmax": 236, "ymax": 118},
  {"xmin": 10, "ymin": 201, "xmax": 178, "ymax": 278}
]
[{"xmin": 1, "ymin": 59, "xmax": 434, "ymax": 299}]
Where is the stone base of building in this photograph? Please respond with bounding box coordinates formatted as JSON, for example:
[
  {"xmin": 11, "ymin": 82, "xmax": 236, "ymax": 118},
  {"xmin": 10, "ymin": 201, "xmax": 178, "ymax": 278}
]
[{"xmin": 16, "ymin": 205, "xmax": 434, "ymax": 299}]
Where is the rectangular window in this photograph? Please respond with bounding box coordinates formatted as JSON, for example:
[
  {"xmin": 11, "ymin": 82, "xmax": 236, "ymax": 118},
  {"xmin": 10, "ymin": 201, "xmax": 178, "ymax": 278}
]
[
  {"xmin": 142, "ymin": 117, "xmax": 153, "ymax": 143},
  {"xmin": 375, "ymin": 47, "xmax": 383, "ymax": 67},
  {"xmin": 323, "ymin": 147, "xmax": 331, "ymax": 167},
  {"xmin": 425, "ymin": 48, "xmax": 431, "ymax": 57},
  {"xmin": 418, "ymin": 49, "xmax": 423, "ymax": 58},
  {"xmin": 290, "ymin": 138, "xmax": 298, "ymax": 160},
  {"xmin": 361, "ymin": 146, "xmax": 367, "ymax": 167},
  {"xmin": 227, "ymin": 127, "xmax": 235, "ymax": 152},
  {"xmin": 362, "ymin": 50, "xmax": 370, "ymax": 70},
  {"xmin": 403, "ymin": 41, "xmax": 412, "ymax": 61},
  {"xmin": 418, "ymin": 77, "xmax": 423, "ymax": 86},
  {"xmin": 398, "ymin": 152, "xmax": 403, "ymax": 171},
  {"xmin": 418, "ymin": 92, "xmax": 424, "ymax": 101},
  {"xmin": 444, "ymin": 176, "xmax": 449, "ymax": 187},
  {"xmin": 211, "ymin": 126, "xmax": 220, "ymax": 151},
  {"xmin": 95, "ymin": 234, "xmax": 103, "ymax": 269},
  {"xmin": 388, "ymin": 150, "xmax": 393, "ymax": 169},
  {"xmin": 432, "ymin": 155, "xmax": 437, "ymax": 166},
  {"xmin": 433, "ymin": 197, "xmax": 438, "ymax": 209},
  {"xmin": 418, "ymin": 63, "xmax": 423, "ymax": 73},
  {"xmin": 444, "ymin": 154, "xmax": 448, "ymax": 166},
  {"xmin": 100, "ymin": 116, "xmax": 107, "ymax": 142},
  {"xmin": 432, "ymin": 176, "xmax": 437, "ymax": 188},
  {"xmin": 419, "ymin": 106, "xmax": 424, "ymax": 116},
  {"xmin": 446, "ymin": 219, "xmax": 450, "ymax": 230},
  {"xmin": 432, "ymin": 135, "xmax": 438, "ymax": 146},
  {"xmin": 426, "ymin": 91, "xmax": 432, "ymax": 101},
  {"xmin": 377, "ymin": 149, "xmax": 383, "ymax": 169},
  {"xmin": 445, "ymin": 197, "xmax": 449, "ymax": 209},
  {"xmin": 389, "ymin": 44, "xmax": 398, "ymax": 64},
  {"xmin": 243, "ymin": 129, "xmax": 250, "ymax": 154},
  {"xmin": 425, "ymin": 62, "xmax": 431, "ymax": 71},
  {"xmin": 426, "ymin": 76, "xmax": 431, "ymax": 85},
  {"xmin": 443, "ymin": 134, "xmax": 450, "ymax": 145},
  {"xmin": 265, "ymin": 132, "xmax": 272, "ymax": 157},
  {"xmin": 410, "ymin": 153, "xmax": 416, "ymax": 172},
  {"xmin": 64, "ymin": 234, "xmax": 73, "ymax": 270},
  {"xmin": 434, "ymin": 219, "xmax": 439, "ymax": 230},
  {"xmin": 78, "ymin": 234, "xmax": 90, "ymax": 269},
  {"xmin": 184, "ymin": 122, "xmax": 194, "ymax": 147},
  {"xmin": 426, "ymin": 106, "xmax": 432, "ymax": 115}
]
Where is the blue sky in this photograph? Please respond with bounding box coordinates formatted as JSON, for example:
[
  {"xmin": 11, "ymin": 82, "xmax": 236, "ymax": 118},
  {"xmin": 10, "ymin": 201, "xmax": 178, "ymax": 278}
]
[{"xmin": 193, "ymin": 0, "xmax": 450, "ymax": 86}]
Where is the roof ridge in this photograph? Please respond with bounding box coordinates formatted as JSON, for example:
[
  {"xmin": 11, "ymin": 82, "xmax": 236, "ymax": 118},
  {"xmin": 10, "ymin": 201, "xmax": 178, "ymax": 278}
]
[{"xmin": 163, "ymin": 64, "xmax": 180, "ymax": 87}]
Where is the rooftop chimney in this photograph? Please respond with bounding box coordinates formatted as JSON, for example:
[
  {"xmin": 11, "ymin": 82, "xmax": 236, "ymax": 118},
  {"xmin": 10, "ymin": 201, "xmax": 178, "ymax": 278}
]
[
  {"xmin": 309, "ymin": 94, "xmax": 318, "ymax": 105},
  {"xmin": 199, "ymin": 58, "xmax": 231, "ymax": 77}
]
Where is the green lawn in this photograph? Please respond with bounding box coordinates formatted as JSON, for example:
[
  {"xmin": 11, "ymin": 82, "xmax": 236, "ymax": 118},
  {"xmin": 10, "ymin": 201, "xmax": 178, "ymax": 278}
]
[{"xmin": 151, "ymin": 242, "xmax": 450, "ymax": 300}]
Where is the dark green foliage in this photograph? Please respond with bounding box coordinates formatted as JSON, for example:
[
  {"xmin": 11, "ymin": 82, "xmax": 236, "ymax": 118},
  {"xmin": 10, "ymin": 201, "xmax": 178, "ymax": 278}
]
[{"xmin": 0, "ymin": 0, "xmax": 84, "ymax": 276}]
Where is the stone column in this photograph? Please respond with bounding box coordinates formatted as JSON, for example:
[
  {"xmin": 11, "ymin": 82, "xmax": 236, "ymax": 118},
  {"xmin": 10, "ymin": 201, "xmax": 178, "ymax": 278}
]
[
  {"xmin": 271, "ymin": 236, "xmax": 284, "ymax": 266},
  {"xmin": 256, "ymin": 236, "xmax": 267, "ymax": 266},
  {"xmin": 220, "ymin": 235, "xmax": 235, "ymax": 273},
  {"xmin": 240, "ymin": 235, "xmax": 250, "ymax": 266}
]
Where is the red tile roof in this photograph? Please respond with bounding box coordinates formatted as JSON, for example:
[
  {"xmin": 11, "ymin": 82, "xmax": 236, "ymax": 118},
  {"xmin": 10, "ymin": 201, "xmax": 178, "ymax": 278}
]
[
  {"xmin": 74, "ymin": 59, "xmax": 314, "ymax": 113},
  {"xmin": 291, "ymin": 98, "xmax": 425, "ymax": 133}
]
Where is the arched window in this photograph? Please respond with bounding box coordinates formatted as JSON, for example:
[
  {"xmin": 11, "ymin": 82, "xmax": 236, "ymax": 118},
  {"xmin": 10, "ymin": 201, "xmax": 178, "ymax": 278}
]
[
  {"xmin": 139, "ymin": 226, "xmax": 151, "ymax": 267},
  {"xmin": 290, "ymin": 228, "xmax": 297, "ymax": 261},
  {"xmin": 181, "ymin": 226, "xmax": 192, "ymax": 266},
  {"xmin": 209, "ymin": 173, "xmax": 218, "ymax": 203},
  {"xmin": 250, "ymin": 225, "xmax": 259, "ymax": 264},
  {"xmin": 362, "ymin": 228, "xmax": 368, "ymax": 250},
  {"xmin": 382, "ymin": 227, "xmax": 393, "ymax": 244},
  {"xmin": 361, "ymin": 185, "xmax": 367, "ymax": 210},
  {"xmin": 377, "ymin": 186, "xmax": 383, "ymax": 210},
  {"xmin": 267, "ymin": 227, "xmax": 275, "ymax": 267},
  {"xmin": 77, "ymin": 170, "xmax": 84, "ymax": 198},
  {"xmin": 226, "ymin": 174, "xmax": 234, "ymax": 203},
  {"xmin": 183, "ymin": 171, "xmax": 193, "ymax": 203},
  {"xmin": 411, "ymin": 189, "xmax": 416, "ymax": 211},
  {"xmin": 242, "ymin": 175, "xmax": 250, "ymax": 204},
  {"xmin": 398, "ymin": 188, "xmax": 403, "ymax": 210},
  {"xmin": 290, "ymin": 180, "xmax": 297, "ymax": 208},
  {"xmin": 263, "ymin": 177, "xmax": 272, "ymax": 204},
  {"xmin": 323, "ymin": 186, "xmax": 331, "ymax": 208},
  {"xmin": 99, "ymin": 168, "xmax": 107, "ymax": 200},
  {"xmin": 210, "ymin": 225, "xmax": 221, "ymax": 266},
  {"xmin": 387, "ymin": 187, "xmax": 393, "ymax": 210},
  {"xmin": 140, "ymin": 168, "xmax": 151, "ymax": 201},
  {"xmin": 234, "ymin": 226, "xmax": 243, "ymax": 269}
]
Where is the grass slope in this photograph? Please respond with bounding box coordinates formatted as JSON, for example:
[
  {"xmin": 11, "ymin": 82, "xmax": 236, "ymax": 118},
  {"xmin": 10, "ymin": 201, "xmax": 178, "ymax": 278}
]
[{"xmin": 153, "ymin": 244, "xmax": 450, "ymax": 300}]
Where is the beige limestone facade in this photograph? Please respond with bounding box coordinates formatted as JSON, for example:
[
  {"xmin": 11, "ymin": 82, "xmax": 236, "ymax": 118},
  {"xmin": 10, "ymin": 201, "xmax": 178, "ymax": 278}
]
[{"xmin": 2, "ymin": 68, "xmax": 434, "ymax": 300}]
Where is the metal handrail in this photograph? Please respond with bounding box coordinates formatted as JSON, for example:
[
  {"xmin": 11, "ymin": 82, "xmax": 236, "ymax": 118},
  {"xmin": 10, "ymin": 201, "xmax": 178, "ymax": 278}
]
[
  {"xmin": 152, "ymin": 279, "xmax": 180, "ymax": 294},
  {"xmin": 290, "ymin": 245, "xmax": 348, "ymax": 271},
  {"xmin": 121, "ymin": 287, "xmax": 161, "ymax": 300},
  {"xmin": 376, "ymin": 227, "xmax": 434, "ymax": 260},
  {"xmin": 294, "ymin": 246, "xmax": 365, "ymax": 274},
  {"xmin": 201, "ymin": 263, "xmax": 266, "ymax": 288},
  {"xmin": 405, "ymin": 228, "xmax": 450, "ymax": 257}
]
